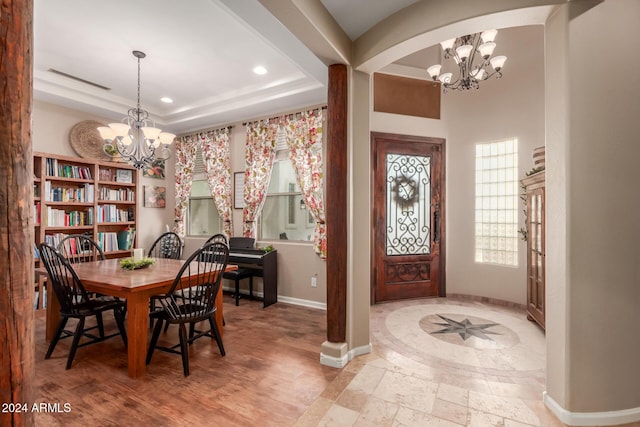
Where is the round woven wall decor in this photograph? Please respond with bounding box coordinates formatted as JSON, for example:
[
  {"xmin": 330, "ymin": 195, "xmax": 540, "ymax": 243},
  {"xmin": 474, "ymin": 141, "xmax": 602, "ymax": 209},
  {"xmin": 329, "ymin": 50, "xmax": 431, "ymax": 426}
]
[{"xmin": 69, "ymin": 120, "xmax": 110, "ymax": 160}]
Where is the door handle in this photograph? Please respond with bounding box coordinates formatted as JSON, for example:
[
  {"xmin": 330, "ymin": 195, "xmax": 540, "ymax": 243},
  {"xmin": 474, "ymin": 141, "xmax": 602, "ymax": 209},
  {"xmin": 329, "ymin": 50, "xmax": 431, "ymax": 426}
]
[{"xmin": 433, "ymin": 204, "xmax": 440, "ymax": 243}]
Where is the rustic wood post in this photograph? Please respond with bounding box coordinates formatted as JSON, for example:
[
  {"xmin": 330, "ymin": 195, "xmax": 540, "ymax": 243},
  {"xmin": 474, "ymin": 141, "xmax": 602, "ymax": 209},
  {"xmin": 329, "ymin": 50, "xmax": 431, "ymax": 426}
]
[
  {"xmin": 326, "ymin": 64, "xmax": 347, "ymax": 343},
  {"xmin": 0, "ymin": 0, "xmax": 35, "ymax": 426}
]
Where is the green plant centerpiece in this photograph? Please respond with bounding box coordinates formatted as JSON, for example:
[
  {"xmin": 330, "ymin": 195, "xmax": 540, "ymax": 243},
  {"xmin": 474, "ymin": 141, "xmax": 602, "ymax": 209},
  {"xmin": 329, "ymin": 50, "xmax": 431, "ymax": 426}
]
[{"xmin": 120, "ymin": 257, "xmax": 155, "ymax": 270}]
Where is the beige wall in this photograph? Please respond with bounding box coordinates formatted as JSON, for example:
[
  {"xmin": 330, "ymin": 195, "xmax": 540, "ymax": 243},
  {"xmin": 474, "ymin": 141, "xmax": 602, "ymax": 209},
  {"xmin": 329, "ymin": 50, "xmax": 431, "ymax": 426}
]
[
  {"xmin": 349, "ymin": 69, "xmax": 373, "ymax": 351},
  {"xmin": 444, "ymin": 25, "xmax": 545, "ymax": 305},
  {"xmin": 545, "ymin": 0, "xmax": 640, "ymax": 422},
  {"xmin": 544, "ymin": 3, "xmax": 570, "ymax": 412},
  {"xmin": 565, "ymin": 0, "xmax": 640, "ymax": 413},
  {"xmin": 32, "ymin": 101, "xmax": 107, "ymax": 158}
]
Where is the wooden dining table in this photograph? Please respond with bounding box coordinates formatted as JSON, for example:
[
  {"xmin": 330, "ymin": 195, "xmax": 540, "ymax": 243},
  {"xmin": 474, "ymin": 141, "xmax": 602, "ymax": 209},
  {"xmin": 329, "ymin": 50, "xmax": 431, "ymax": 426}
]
[{"xmin": 37, "ymin": 257, "xmax": 236, "ymax": 379}]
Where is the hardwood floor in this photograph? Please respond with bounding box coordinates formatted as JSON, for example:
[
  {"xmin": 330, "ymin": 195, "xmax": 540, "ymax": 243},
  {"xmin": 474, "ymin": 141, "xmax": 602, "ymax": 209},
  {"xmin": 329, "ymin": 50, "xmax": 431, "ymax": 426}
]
[{"xmin": 33, "ymin": 295, "xmax": 338, "ymax": 426}]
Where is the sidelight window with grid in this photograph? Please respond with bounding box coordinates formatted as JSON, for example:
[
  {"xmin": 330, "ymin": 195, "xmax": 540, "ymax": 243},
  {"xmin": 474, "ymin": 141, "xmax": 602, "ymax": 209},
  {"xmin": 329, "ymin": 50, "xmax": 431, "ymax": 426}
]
[{"xmin": 475, "ymin": 138, "xmax": 519, "ymax": 266}]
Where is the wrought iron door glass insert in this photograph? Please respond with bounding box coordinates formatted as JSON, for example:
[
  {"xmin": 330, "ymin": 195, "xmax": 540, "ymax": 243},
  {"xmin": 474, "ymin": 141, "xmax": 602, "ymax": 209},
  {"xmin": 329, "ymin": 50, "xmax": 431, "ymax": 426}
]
[{"xmin": 386, "ymin": 153, "xmax": 431, "ymax": 256}]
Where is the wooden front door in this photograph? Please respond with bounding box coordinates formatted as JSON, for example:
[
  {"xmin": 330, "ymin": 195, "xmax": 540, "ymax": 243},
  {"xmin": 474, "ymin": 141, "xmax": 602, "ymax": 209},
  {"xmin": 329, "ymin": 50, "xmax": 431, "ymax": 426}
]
[{"xmin": 372, "ymin": 132, "xmax": 445, "ymax": 303}]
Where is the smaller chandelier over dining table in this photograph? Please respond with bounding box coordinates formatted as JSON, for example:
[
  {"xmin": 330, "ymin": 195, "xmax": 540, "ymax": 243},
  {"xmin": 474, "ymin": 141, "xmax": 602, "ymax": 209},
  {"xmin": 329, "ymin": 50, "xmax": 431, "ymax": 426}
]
[
  {"xmin": 97, "ymin": 50, "xmax": 173, "ymax": 169},
  {"xmin": 426, "ymin": 29, "xmax": 507, "ymax": 92}
]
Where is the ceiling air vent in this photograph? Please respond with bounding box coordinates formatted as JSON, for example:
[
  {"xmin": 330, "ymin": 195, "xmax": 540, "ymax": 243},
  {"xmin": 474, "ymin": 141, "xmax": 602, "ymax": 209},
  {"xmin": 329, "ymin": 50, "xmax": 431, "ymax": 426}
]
[{"xmin": 47, "ymin": 69, "xmax": 111, "ymax": 91}]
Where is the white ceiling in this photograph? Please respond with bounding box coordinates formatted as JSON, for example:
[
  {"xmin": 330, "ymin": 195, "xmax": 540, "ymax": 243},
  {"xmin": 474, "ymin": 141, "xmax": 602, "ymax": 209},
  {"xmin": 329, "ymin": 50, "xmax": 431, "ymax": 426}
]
[{"xmin": 34, "ymin": 0, "xmax": 413, "ymax": 135}]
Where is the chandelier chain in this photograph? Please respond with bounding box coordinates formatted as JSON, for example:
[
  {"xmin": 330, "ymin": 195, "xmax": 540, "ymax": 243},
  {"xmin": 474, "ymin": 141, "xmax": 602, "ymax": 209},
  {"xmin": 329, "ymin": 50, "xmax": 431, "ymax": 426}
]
[
  {"xmin": 96, "ymin": 50, "xmax": 173, "ymax": 169},
  {"xmin": 137, "ymin": 54, "xmax": 141, "ymax": 112}
]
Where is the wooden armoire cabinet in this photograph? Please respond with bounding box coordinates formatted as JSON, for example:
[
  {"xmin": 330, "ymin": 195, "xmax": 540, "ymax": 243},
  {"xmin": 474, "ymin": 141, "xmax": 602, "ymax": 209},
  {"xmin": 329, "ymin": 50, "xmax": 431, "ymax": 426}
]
[{"xmin": 522, "ymin": 171, "xmax": 545, "ymax": 329}]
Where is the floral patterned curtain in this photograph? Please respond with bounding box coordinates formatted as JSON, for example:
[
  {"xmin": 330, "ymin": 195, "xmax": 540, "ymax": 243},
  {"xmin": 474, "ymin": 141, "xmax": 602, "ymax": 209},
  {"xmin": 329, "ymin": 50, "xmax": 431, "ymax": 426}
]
[
  {"xmin": 201, "ymin": 129, "xmax": 233, "ymax": 238},
  {"xmin": 285, "ymin": 110, "xmax": 327, "ymax": 258},
  {"xmin": 173, "ymin": 136, "xmax": 198, "ymax": 238},
  {"xmin": 243, "ymin": 121, "xmax": 277, "ymax": 238}
]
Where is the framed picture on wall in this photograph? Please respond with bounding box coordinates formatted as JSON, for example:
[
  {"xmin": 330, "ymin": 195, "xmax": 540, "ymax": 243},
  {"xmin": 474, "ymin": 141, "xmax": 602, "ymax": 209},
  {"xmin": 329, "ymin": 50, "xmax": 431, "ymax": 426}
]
[
  {"xmin": 234, "ymin": 172, "xmax": 245, "ymax": 209},
  {"xmin": 144, "ymin": 185, "xmax": 166, "ymax": 208},
  {"xmin": 143, "ymin": 159, "xmax": 165, "ymax": 179}
]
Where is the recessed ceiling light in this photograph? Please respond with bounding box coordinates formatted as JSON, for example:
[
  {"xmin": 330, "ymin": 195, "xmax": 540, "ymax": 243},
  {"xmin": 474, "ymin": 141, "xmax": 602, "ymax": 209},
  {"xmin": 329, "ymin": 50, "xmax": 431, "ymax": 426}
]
[
  {"xmin": 253, "ymin": 66, "xmax": 267, "ymax": 75},
  {"xmin": 160, "ymin": 97, "xmax": 173, "ymax": 103}
]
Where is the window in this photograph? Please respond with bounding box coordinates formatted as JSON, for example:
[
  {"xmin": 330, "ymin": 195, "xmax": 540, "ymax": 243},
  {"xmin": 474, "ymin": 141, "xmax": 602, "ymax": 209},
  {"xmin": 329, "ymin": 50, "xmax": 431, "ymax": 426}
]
[
  {"xmin": 187, "ymin": 148, "xmax": 221, "ymax": 237},
  {"xmin": 259, "ymin": 159, "xmax": 312, "ymax": 242},
  {"xmin": 475, "ymin": 138, "xmax": 519, "ymax": 266}
]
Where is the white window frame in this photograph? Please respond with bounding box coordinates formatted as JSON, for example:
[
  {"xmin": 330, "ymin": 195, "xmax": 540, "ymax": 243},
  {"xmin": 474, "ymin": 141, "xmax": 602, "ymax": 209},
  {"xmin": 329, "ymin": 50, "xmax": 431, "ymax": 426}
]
[
  {"xmin": 258, "ymin": 127, "xmax": 312, "ymax": 243},
  {"xmin": 258, "ymin": 155, "xmax": 310, "ymax": 243},
  {"xmin": 186, "ymin": 146, "xmax": 222, "ymax": 237}
]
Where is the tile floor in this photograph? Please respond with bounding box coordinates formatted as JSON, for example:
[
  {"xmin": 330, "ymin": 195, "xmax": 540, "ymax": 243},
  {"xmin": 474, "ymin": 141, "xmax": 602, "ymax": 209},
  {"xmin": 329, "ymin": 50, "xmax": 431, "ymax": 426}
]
[{"xmin": 296, "ymin": 297, "xmax": 567, "ymax": 427}]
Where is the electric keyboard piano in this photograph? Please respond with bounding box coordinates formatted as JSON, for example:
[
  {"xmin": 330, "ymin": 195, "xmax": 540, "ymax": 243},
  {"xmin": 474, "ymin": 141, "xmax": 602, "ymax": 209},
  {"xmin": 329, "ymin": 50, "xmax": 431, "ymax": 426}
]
[{"xmin": 227, "ymin": 248, "xmax": 277, "ymax": 307}]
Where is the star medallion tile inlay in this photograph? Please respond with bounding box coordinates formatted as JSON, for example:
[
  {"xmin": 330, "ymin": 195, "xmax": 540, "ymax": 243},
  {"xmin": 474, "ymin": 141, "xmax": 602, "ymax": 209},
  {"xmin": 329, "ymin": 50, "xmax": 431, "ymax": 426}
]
[{"xmin": 431, "ymin": 314, "xmax": 501, "ymax": 341}]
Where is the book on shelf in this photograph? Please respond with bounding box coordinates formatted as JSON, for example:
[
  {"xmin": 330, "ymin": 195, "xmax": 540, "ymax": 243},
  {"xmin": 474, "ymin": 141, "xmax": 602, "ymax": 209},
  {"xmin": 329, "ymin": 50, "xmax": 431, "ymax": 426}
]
[
  {"xmin": 117, "ymin": 227, "xmax": 136, "ymax": 251},
  {"xmin": 45, "ymin": 158, "xmax": 92, "ymax": 179},
  {"xmin": 98, "ymin": 186, "xmax": 134, "ymax": 202},
  {"xmin": 97, "ymin": 232, "xmax": 119, "ymax": 253},
  {"xmin": 43, "ymin": 232, "xmax": 69, "ymax": 248},
  {"xmin": 33, "ymin": 202, "xmax": 41, "ymax": 225},
  {"xmin": 97, "ymin": 205, "xmax": 130, "ymax": 223},
  {"xmin": 99, "ymin": 168, "xmax": 113, "ymax": 182},
  {"xmin": 46, "ymin": 207, "xmax": 93, "ymax": 227},
  {"xmin": 43, "ymin": 182, "xmax": 94, "ymax": 203},
  {"xmin": 34, "ymin": 288, "xmax": 47, "ymax": 310}
]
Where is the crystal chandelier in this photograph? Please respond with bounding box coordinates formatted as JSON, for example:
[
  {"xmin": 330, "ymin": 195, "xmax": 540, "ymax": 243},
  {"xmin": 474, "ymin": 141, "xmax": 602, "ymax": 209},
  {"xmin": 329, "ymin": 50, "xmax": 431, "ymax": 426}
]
[
  {"xmin": 97, "ymin": 51, "xmax": 174, "ymax": 169},
  {"xmin": 426, "ymin": 29, "xmax": 507, "ymax": 92}
]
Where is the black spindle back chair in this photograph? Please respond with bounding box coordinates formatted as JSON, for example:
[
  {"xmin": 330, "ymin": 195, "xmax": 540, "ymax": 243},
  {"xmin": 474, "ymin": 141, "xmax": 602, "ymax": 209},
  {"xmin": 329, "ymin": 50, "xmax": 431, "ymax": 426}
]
[
  {"xmin": 147, "ymin": 231, "xmax": 184, "ymax": 327},
  {"xmin": 148, "ymin": 231, "xmax": 183, "ymax": 259},
  {"xmin": 147, "ymin": 242, "xmax": 229, "ymax": 376},
  {"xmin": 205, "ymin": 233, "xmax": 228, "ymax": 246},
  {"xmin": 38, "ymin": 243, "xmax": 127, "ymax": 369},
  {"xmin": 157, "ymin": 232, "xmax": 228, "ymax": 333},
  {"xmin": 58, "ymin": 234, "xmax": 118, "ymax": 301},
  {"xmin": 58, "ymin": 234, "xmax": 105, "ymax": 264}
]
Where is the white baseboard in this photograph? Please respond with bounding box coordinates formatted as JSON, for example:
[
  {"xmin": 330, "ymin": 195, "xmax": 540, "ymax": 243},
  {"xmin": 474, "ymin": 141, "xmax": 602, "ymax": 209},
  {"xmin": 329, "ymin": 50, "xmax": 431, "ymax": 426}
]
[
  {"xmin": 320, "ymin": 352, "xmax": 349, "ymax": 368},
  {"xmin": 320, "ymin": 343, "xmax": 372, "ymax": 369},
  {"xmin": 221, "ymin": 285, "xmax": 327, "ymax": 310},
  {"xmin": 543, "ymin": 391, "xmax": 640, "ymax": 426},
  {"xmin": 349, "ymin": 343, "xmax": 373, "ymax": 359},
  {"xmin": 277, "ymin": 295, "xmax": 326, "ymax": 310}
]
